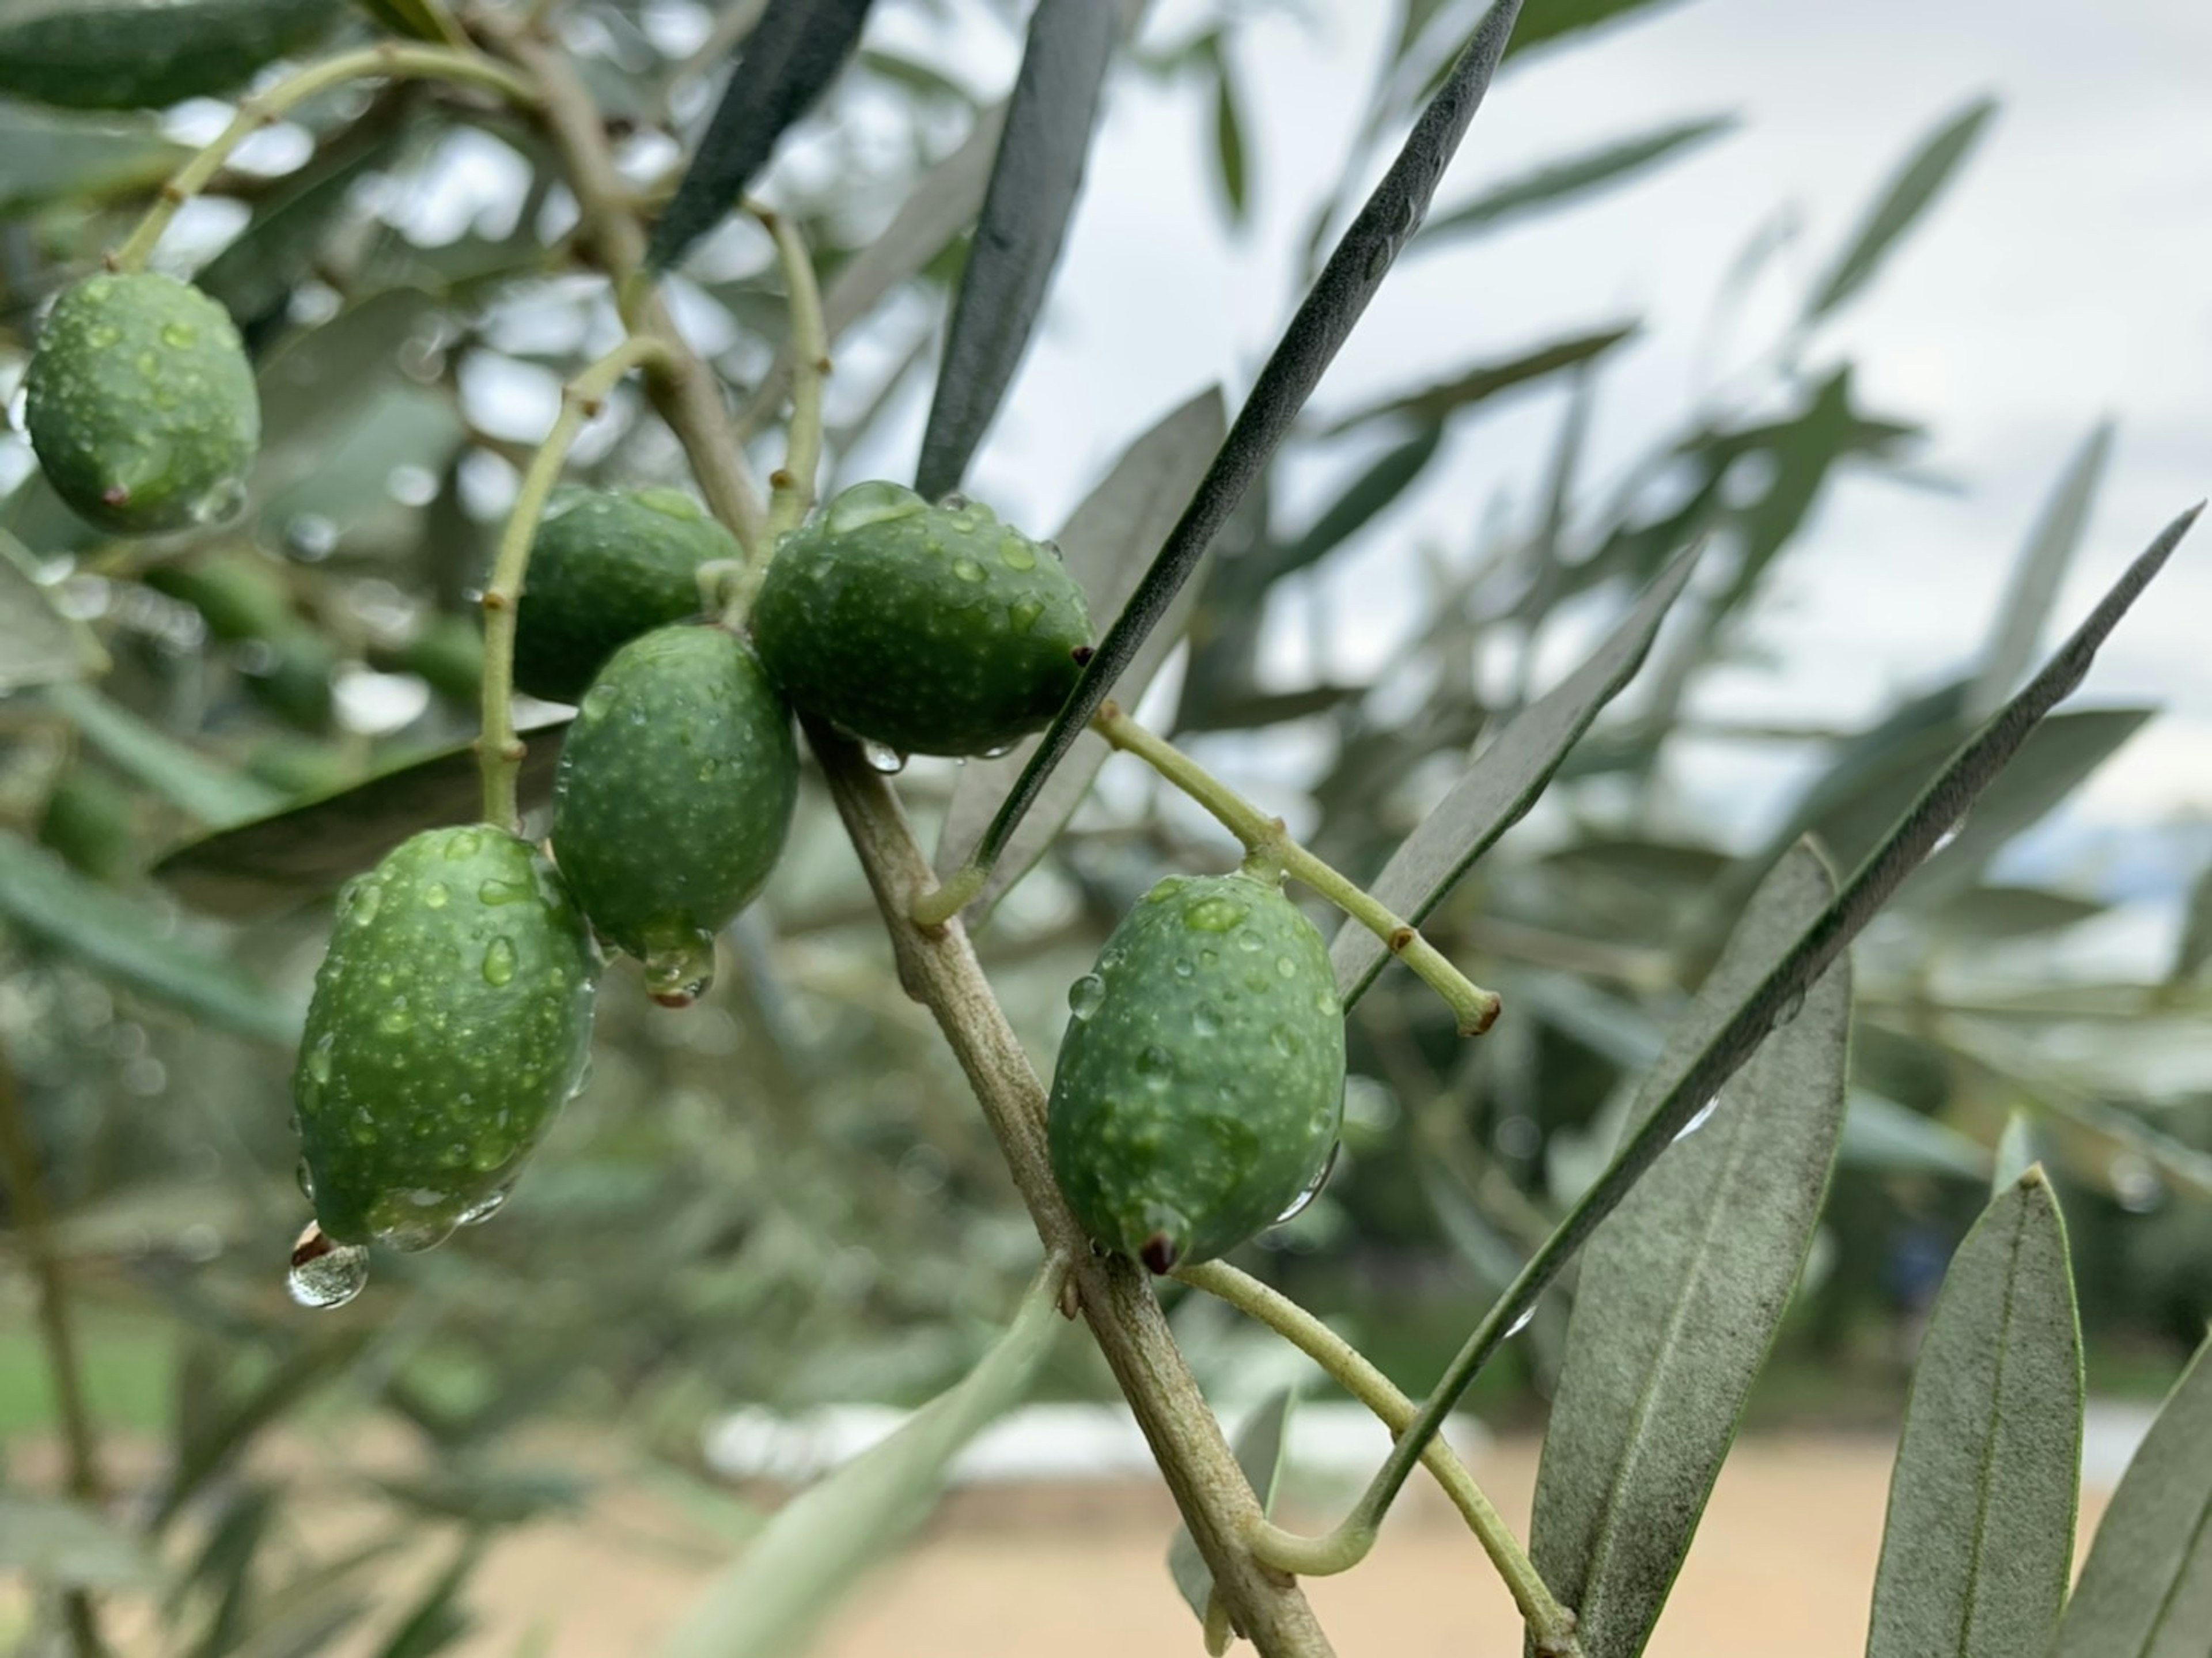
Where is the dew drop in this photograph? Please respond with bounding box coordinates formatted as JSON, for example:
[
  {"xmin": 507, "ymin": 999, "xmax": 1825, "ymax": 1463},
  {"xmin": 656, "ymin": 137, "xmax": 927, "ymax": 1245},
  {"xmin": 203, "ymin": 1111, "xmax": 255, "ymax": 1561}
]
[
  {"xmin": 187, "ymin": 475, "xmax": 247, "ymax": 528},
  {"xmin": 1135, "ymin": 1043, "xmax": 1174, "ymax": 1083},
  {"xmin": 161, "ymin": 321, "xmax": 199, "ymax": 349},
  {"xmin": 1007, "ymin": 597, "xmax": 1045, "ymax": 634},
  {"xmin": 421, "ymin": 882, "xmax": 449, "ymax": 909},
  {"xmin": 1274, "ymin": 1141, "xmax": 1341, "ymax": 1224},
  {"xmin": 306, "ymin": 1039, "xmax": 333, "ymax": 1086},
  {"xmin": 826, "ymin": 479, "xmax": 927, "ymax": 536},
  {"xmin": 482, "ymin": 936, "xmax": 517, "ymax": 987},
  {"xmin": 375, "ymin": 1215, "xmax": 456, "ymax": 1254},
  {"xmin": 478, "ymin": 877, "xmax": 531, "ymax": 906},
  {"xmin": 579, "ymin": 683, "xmax": 618, "ymax": 722},
  {"xmin": 286, "ymin": 1223, "xmax": 369, "ymax": 1310},
  {"xmin": 1274, "ymin": 954, "xmax": 1298, "ymax": 978},
  {"xmin": 998, "ymin": 533, "xmax": 1037, "ymax": 571},
  {"xmin": 85, "ymin": 323, "xmax": 121, "ymax": 350},
  {"xmin": 294, "ymin": 1157, "xmax": 316, "ymax": 1202},
  {"xmin": 376, "ymin": 999, "xmax": 412, "ymax": 1035},
  {"xmin": 1184, "ymin": 897, "xmax": 1248, "ymax": 933},
  {"xmin": 1066, "ymin": 973, "xmax": 1106, "ymax": 1020},
  {"xmin": 1270, "ymin": 1024, "xmax": 1300, "ymax": 1058},
  {"xmin": 443, "ymin": 829, "xmax": 484, "ymax": 861},
  {"xmin": 937, "ymin": 491, "xmax": 971, "ymax": 512},
  {"xmin": 1191, "ymin": 1001, "xmax": 1221, "ymax": 1037},
  {"xmin": 457, "ymin": 1187, "xmax": 510, "ymax": 1227},
  {"xmin": 1931, "ymin": 814, "xmax": 1968, "ymax": 855},
  {"xmin": 644, "ymin": 932, "xmax": 717, "ymax": 1007},
  {"xmin": 860, "ymin": 739, "xmax": 907, "ymax": 773},
  {"xmin": 1503, "ymin": 1304, "xmax": 1537, "ymax": 1339},
  {"xmin": 949, "ymin": 556, "xmax": 986, "ymax": 584},
  {"xmin": 1674, "ymin": 1096, "xmax": 1721, "ymax": 1143},
  {"xmin": 1234, "ymin": 929, "xmax": 1263, "ymax": 953},
  {"xmin": 1172, "ymin": 956, "xmax": 1195, "ymax": 979}
]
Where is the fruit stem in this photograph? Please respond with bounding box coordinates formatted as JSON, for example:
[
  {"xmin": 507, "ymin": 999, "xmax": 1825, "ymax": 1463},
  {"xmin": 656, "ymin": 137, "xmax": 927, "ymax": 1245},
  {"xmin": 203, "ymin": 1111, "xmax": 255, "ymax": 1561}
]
[
  {"xmin": 477, "ymin": 333, "xmax": 672, "ymax": 829},
  {"xmin": 752, "ymin": 201, "xmax": 830, "ymax": 557},
  {"xmin": 107, "ymin": 43, "xmax": 540, "ymax": 274},
  {"xmin": 1175, "ymin": 1261, "xmax": 1582, "ymax": 1654},
  {"xmin": 1093, "ymin": 703, "xmax": 1502, "ymax": 1037}
]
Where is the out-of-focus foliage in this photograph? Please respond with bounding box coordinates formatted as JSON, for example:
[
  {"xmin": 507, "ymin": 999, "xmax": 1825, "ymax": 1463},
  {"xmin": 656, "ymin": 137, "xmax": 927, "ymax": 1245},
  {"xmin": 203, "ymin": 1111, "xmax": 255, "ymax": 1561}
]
[{"xmin": 0, "ymin": 0, "xmax": 2205, "ymax": 1652}]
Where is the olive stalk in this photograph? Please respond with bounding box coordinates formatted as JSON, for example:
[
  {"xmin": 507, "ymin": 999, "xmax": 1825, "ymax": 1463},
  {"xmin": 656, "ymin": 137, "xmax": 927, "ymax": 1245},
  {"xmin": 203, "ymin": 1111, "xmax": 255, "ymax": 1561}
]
[
  {"xmin": 108, "ymin": 43, "xmax": 539, "ymax": 273},
  {"xmin": 1176, "ymin": 1261, "xmax": 1582, "ymax": 1656},
  {"xmin": 495, "ymin": 37, "xmax": 1334, "ymax": 1656},
  {"xmin": 754, "ymin": 203, "xmax": 830, "ymax": 552},
  {"xmin": 1093, "ymin": 702, "xmax": 1502, "ymax": 1036},
  {"xmin": 476, "ymin": 333, "xmax": 671, "ymax": 830}
]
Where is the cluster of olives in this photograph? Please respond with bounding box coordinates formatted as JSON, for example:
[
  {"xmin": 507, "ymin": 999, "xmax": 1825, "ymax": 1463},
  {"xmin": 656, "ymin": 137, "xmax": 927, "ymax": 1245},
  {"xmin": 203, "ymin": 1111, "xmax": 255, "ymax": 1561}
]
[{"xmin": 24, "ymin": 266, "xmax": 1344, "ymax": 1303}]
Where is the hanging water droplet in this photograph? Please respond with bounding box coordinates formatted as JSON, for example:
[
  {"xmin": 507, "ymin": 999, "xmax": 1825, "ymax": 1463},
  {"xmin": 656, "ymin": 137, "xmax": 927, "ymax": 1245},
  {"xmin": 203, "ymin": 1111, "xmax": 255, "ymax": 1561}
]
[
  {"xmin": 826, "ymin": 479, "xmax": 927, "ymax": 536},
  {"xmin": 860, "ymin": 739, "xmax": 907, "ymax": 774},
  {"xmin": 457, "ymin": 1187, "xmax": 510, "ymax": 1227},
  {"xmin": 478, "ymin": 877, "xmax": 530, "ymax": 906},
  {"xmin": 187, "ymin": 475, "xmax": 247, "ymax": 528},
  {"xmin": 286, "ymin": 1223, "xmax": 369, "ymax": 1310},
  {"xmin": 481, "ymin": 936, "xmax": 518, "ymax": 987},
  {"xmin": 1066, "ymin": 973, "xmax": 1106, "ymax": 1020},
  {"xmin": 643, "ymin": 932, "xmax": 717, "ymax": 1007},
  {"xmin": 375, "ymin": 1214, "xmax": 456, "ymax": 1254},
  {"xmin": 1274, "ymin": 1141, "xmax": 1342, "ymax": 1225},
  {"xmin": 294, "ymin": 1157, "xmax": 316, "ymax": 1202},
  {"xmin": 1674, "ymin": 1096, "xmax": 1721, "ymax": 1143},
  {"xmin": 937, "ymin": 491, "xmax": 971, "ymax": 512}
]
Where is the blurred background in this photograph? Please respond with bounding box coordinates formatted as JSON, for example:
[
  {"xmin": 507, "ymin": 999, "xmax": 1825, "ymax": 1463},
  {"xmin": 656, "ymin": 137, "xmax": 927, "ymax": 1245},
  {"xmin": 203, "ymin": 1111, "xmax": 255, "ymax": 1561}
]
[{"xmin": 1, "ymin": 0, "xmax": 2208, "ymax": 1652}]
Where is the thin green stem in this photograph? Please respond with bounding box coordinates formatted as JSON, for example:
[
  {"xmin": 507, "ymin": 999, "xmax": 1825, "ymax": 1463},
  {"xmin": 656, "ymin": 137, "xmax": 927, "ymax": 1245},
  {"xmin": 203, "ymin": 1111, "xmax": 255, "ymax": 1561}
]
[
  {"xmin": 1093, "ymin": 703, "xmax": 1501, "ymax": 1035},
  {"xmin": 477, "ymin": 334, "xmax": 670, "ymax": 828},
  {"xmin": 108, "ymin": 43, "xmax": 537, "ymax": 273},
  {"xmin": 754, "ymin": 202, "xmax": 830, "ymax": 549},
  {"xmin": 1176, "ymin": 1262, "xmax": 1580, "ymax": 1655},
  {"xmin": 0, "ymin": 1046, "xmax": 108, "ymax": 1657}
]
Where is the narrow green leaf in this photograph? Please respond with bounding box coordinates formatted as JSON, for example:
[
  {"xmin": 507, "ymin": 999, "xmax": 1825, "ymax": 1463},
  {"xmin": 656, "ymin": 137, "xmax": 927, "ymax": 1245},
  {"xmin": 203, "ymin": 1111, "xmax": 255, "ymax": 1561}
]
[
  {"xmin": 156, "ymin": 1332, "xmax": 374, "ymax": 1532},
  {"xmin": 914, "ymin": 0, "xmax": 1118, "ymax": 499},
  {"xmin": 200, "ymin": 122, "xmax": 412, "ymax": 329},
  {"xmin": 950, "ymin": 0, "xmax": 1531, "ymax": 885},
  {"xmin": 1415, "ymin": 115, "xmax": 1733, "ymax": 251},
  {"xmin": 1967, "ymin": 421, "xmax": 2114, "ymax": 721},
  {"xmin": 933, "ymin": 388, "xmax": 1228, "ymax": 906},
  {"xmin": 1842, "ymin": 1091, "xmax": 1993, "ymax": 1182},
  {"xmin": 1321, "ymin": 323, "xmax": 1635, "ymax": 432},
  {"xmin": 150, "ymin": 715, "xmax": 570, "ymax": 921},
  {"xmin": 1992, "ymin": 1112, "xmax": 2037, "ymax": 1196},
  {"xmin": 0, "ymin": 99, "xmax": 187, "ymax": 214},
  {"xmin": 0, "ymin": 1494, "xmax": 159, "ymax": 1588},
  {"xmin": 660, "ymin": 1266, "xmax": 1062, "ymax": 1658},
  {"xmin": 1806, "ymin": 96, "xmax": 1997, "ymax": 323},
  {"xmin": 1532, "ymin": 843, "xmax": 1851, "ymax": 1658},
  {"xmin": 1168, "ymin": 1388, "xmax": 1296, "ymax": 1623},
  {"xmin": 2169, "ymin": 856, "xmax": 2212, "ymax": 990},
  {"xmin": 1267, "ymin": 424, "xmax": 1445, "ymax": 581},
  {"xmin": 1334, "ymin": 545, "xmax": 1700, "ymax": 1006},
  {"xmin": 0, "ymin": 528, "xmax": 104, "ymax": 689},
  {"xmin": 823, "ymin": 104, "xmax": 1003, "ymax": 343},
  {"xmin": 0, "ymin": 832, "xmax": 296, "ymax": 1044},
  {"xmin": 2052, "ymin": 1331, "xmax": 2212, "ymax": 1658},
  {"xmin": 373, "ymin": 1535, "xmax": 483, "ymax": 1658},
  {"xmin": 1866, "ymin": 1170, "xmax": 2082, "ymax": 1658},
  {"xmin": 1211, "ymin": 47, "xmax": 1250, "ymax": 225},
  {"xmin": 46, "ymin": 681, "xmax": 284, "ymax": 826},
  {"xmin": 1500, "ymin": 0, "xmax": 1687, "ymax": 60},
  {"xmin": 350, "ymin": 0, "xmax": 465, "ymax": 46},
  {"xmin": 1938, "ymin": 884, "xmax": 2105, "ymax": 943},
  {"xmin": 649, "ymin": 0, "xmax": 877, "ymax": 270}
]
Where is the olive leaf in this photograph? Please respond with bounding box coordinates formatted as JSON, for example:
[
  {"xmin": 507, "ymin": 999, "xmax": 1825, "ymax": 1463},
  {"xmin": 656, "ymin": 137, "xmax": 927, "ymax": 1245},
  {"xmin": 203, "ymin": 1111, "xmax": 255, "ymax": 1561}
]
[
  {"xmin": 0, "ymin": 1494, "xmax": 160, "ymax": 1588},
  {"xmin": 1530, "ymin": 842, "xmax": 1851, "ymax": 1658},
  {"xmin": 1412, "ymin": 115, "xmax": 1734, "ymax": 253},
  {"xmin": 1866, "ymin": 1171, "xmax": 2082, "ymax": 1658},
  {"xmin": 914, "ymin": 0, "xmax": 1120, "ymax": 500},
  {"xmin": 1966, "ymin": 419, "xmax": 2114, "ymax": 721},
  {"xmin": 0, "ymin": 100, "xmax": 186, "ymax": 215},
  {"xmin": 349, "ymin": 0, "xmax": 465, "ymax": 46},
  {"xmin": 0, "ymin": 527, "xmax": 105, "ymax": 689},
  {"xmin": 1168, "ymin": 1387, "xmax": 1296, "ymax": 1627},
  {"xmin": 2050, "ymin": 1330, "xmax": 2212, "ymax": 1657},
  {"xmin": 1804, "ymin": 96, "xmax": 1998, "ymax": 324},
  {"xmin": 46, "ymin": 681, "xmax": 283, "ymax": 826}
]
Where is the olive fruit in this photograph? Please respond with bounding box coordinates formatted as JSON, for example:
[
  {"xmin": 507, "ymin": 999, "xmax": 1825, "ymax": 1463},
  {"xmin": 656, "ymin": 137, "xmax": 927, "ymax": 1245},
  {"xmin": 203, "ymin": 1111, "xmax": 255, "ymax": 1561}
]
[
  {"xmin": 291, "ymin": 825, "xmax": 599, "ymax": 1281},
  {"xmin": 751, "ymin": 481, "xmax": 1092, "ymax": 759},
  {"xmin": 24, "ymin": 272, "xmax": 259, "ymax": 536},
  {"xmin": 0, "ymin": 0, "xmax": 336, "ymax": 111},
  {"xmin": 1047, "ymin": 871, "xmax": 1347, "ymax": 1272},
  {"xmin": 513, "ymin": 488, "xmax": 737, "ymax": 705},
  {"xmin": 549, "ymin": 624, "xmax": 797, "ymax": 1006}
]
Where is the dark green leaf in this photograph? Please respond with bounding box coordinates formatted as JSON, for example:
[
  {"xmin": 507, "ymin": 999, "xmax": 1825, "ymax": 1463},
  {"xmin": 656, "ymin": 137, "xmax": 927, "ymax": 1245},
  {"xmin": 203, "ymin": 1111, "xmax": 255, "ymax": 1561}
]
[
  {"xmin": 1937, "ymin": 883, "xmax": 2105, "ymax": 942},
  {"xmin": 1175, "ymin": 683, "xmax": 1365, "ymax": 735},
  {"xmin": 151, "ymin": 715, "xmax": 570, "ymax": 921},
  {"xmin": 1967, "ymin": 420, "xmax": 2113, "ymax": 720},
  {"xmin": 0, "ymin": 1494, "xmax": 159, "ymax": 1588},
  {"xmin": 46, "ymin": 681, "xmax": 284, "ymax": 826},
  {"xmin": 1334, "ymin": 546, "xmax": 1700, "ymax": 1007},
  {"xmin": 933, "ymin": 388, "xmax": 1228, "ymax": 908},
  {"xmin": 1415, "ymin": 115, "xmax": 1733, "ymax": 251},
  {"xmin": 0, "ymin": 832, "xmax": 296, "ymax": 1044},
  {"xmin": 157, "ymin": 1331, "xmax": 375, "ymax": 1531},
  {"xmin": 0, "ymin": 528, "xmax": 104, "ymax": 689},
  {"xmin": 350, "ymin": 0, "xmax": 464, "ymax": 45},
  {"xmin": 1268, "ymin": 424, "xmax": 1445, "ymax": 581},
  {"xmin": 374, "ymin": 1536, "xmax": 483, "ymax": 1658},
  {"xmin": 1866, "ymin": 1171, "xmax": 2082, "ymax": 1658},
  {"xmin": 1531, "ymin": 843, "xmax": 1850, "ymax": 1658},
  {"xmin": 1210, "ymin": 47, "xmax": 1249, "ymax": 225},
  {"xmin": 1168, "ymin": 1387, "xmax": 1295, "ymax": 1623},
  {"xmin": 949, "ymin": 0, "xmax": 1530, "ymax": 887},
  {"xmin": 1500, "ymin": 0, "xmax": 1687, "ymax": 60},
  {"xmin": 1805, "ymin": 97, "xmax": 1997, "ymax": 323},
  {"xmin": 181, "ymin": 1486, "xmax": 275, "ymax": 1658},
  {"xmin": 660, "ymin": 1266, "xmax": 1062, "ymax": 1658},
  {"xmin": 2051, "ymin": 1331, "xmax": 2212, "ymax": 1657},
  {"xmin": 913, "ymin": 0, "xmax": 1118, "ymax": 499},
  {"xmin": 1321, "ymin": 323, "xmax": 1635, "ymax": 432},
  {"xmin": 647, "ymin": 0, "xmax": 877, "ymax": 270},
  {"xmin": 0, "ymin": 98, "xmax": 186, "ymax": 214}
]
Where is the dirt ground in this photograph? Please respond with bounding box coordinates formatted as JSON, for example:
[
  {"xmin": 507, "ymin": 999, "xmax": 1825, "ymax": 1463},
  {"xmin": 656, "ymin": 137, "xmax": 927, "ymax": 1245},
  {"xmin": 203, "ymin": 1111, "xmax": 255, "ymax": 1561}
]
[{"xmin": 449, "ymin": 1433, "xmax": 2113, "ymax": 1656}]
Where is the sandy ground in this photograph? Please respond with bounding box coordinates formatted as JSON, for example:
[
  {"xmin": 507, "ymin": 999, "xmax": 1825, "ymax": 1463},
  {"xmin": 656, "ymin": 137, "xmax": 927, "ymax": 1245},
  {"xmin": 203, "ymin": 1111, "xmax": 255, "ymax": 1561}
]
[{"xmin": 446, "ymin": 1433, "xmax": 2113, "ymax": 1657}]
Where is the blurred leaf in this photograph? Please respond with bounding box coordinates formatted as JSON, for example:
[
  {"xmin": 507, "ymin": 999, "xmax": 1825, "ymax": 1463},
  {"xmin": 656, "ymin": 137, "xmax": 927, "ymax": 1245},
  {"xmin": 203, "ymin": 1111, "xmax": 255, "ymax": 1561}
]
[
  {"xmin": 2169, "ymin": 855, "xmax": 2212, "ymax": 989},
  {"xmin": 351, "ymin": 0, "xmax": 465, "ymax": 45},
  {"xmin": 1322, "ymin": 323, "xmax": 1635, "ymax": 432},
  {"xmin": 46, "ymin": 681, "xmax": 285, "ymax": 826},
  {"xmin": 934, "ymin": 388, "xmax": 1228, "ymax": 906},
  {"xmin": 1867, "ymin": 1171, "xmax": 2082, "ymax": 1658},
  {"xmin": 2051, "ymin": 1330, "xmax": 2212, "ymax": 1657},
  {"xmin": 1334, "ymin": 545, "xmax": 1700, "ymax": 1007},
  {"xmin": 1992, "ymin": 1111, "xmax": 2037, "ymax": 1195},
  {"xmin": 0, "ymin": 528, "xmax": 104, "ymax": 689},
  {"xmin": 1936, "ymin": 883, "xmax": 2105, "ymax": 942},
  {"xmin": 1210, "ymin": 43, "xmax": 1250, "ymax": 225},
  {"xmin": 824, "ymin": 105, "xmax": 1003, "ymax": 340},
  {"xmin": 373, "ymin": 1535, "xmax": 484, "ymax": 1658},
  {"xmin": 0, "ymin": 1494, "xmax": 159, "ymax": 1588},
  {"xmin": 660, "ymin": 1265, "xmax": 1062, "ymax": 1658},
  {"xmin": 256, "ymin": 289, "xmax": 437, "ymax": 474},
  {"xmin": 0, "ymin": 832, "xmax": 296, "ymax": 1044},
  {"xmin": 914, "ymin": 0, "xmax": 1118, "ymax": 499},
  {"xmin": 1176, "ymin": 684, "xmax": 1365, "ymax": 735},
  {"xmin": 1841, "ymin": 1091, "xmax": 1993, "ymax": 1181},
  {"xmin": 1967, "ymin": 420, "xmax": 2114, "ymax": 721},
  {"xmin": 0, "ymin": 98, "xmax": 187, "ymax": 214},
  {"xmin": 1805, "ymin": 96, "xmax": 1997, "ymax": 323},
  {"xmin": 181, "ymin": 1485, "xmax": 275, "ymax": 1658},
  {"xmin": 1532, "ymin": 844, "xmax": 1850, "ymax": 1658},
  {"xmin": 1168, "ymin": 1387, "xmax": 1294, "ymax": 1624},
  {"xmin": 1415, "ymin": 115, "xmax": 1733, "ymax": 251},
  {"xmin": 1501, "ymin": 0, "xmax": 1687, "ymax": 60},
  {"xmin": 152, "ymin": 714, "xmax": 570, "ymax": 921},
  {"xmin": 157, "ymin": 1332, "xmax": 376, "ymax": 1531},
  {"xmin": 1268, "ymin": 424, "xmax": 1445, "ymax": 582},
  {"xmin": 950, "ymin": 0, "xmax": 1529, "ymax": 885},
  {"xmin": 370, "ymin": 1464, "xmax": 590, "ymax": 1528},
  {"xmin": 648, "ymin": 0, "xmax": 877, "ymax": 270}
]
